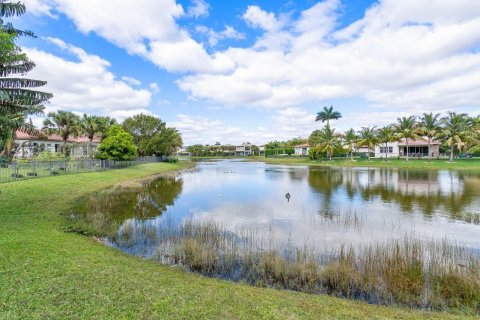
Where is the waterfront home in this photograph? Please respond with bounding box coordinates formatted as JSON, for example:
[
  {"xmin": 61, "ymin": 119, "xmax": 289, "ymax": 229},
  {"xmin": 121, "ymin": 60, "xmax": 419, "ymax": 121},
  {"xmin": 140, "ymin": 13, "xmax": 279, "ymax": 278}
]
[
  {"xmin": 294, "ymin": 144, "xmax": 310, "ymax": 156},
  {"xmin": 13, "ymin": 130, "xmax": 100, "ymax": 159},
  {"xmin": 258, "ymin": 145, "xmax": 265, "ymax": 156},
  {"xmin": 235, "ymin": 142, "xmax": 252, "ymax": 156},
  {"xmin": 374, "ymin": 138, "xmax": 441, "ymax": 158}
]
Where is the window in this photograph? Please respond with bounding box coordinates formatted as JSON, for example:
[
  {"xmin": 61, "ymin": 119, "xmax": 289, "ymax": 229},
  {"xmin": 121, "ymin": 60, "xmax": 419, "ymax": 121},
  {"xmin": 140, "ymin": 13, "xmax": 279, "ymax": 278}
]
[{"xmin": 380, "ymin": 146, "xmax": 394, "ymax": 154}]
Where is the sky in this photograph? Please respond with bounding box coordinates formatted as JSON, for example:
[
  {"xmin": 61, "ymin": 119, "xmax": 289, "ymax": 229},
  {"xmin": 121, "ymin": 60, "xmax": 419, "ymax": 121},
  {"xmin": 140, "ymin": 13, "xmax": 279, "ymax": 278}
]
[{"xmin": 13, "ymin": 0, "xmax": 480, "ymax": 145}]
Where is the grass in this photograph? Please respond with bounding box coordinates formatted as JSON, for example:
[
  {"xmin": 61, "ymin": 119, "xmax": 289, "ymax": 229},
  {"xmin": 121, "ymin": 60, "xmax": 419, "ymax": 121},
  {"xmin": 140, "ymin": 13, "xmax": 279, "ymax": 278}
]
[
  {"xmin": 248, "ymin": 156, "xmax": 480, "ymax": 170},
  {"xmin": 69, "ymin": 206, "xmax": 479, "ymax": 312},
  {"xmin": 0, "ymin": 162, "xmax": 478, "ymax": 319}
]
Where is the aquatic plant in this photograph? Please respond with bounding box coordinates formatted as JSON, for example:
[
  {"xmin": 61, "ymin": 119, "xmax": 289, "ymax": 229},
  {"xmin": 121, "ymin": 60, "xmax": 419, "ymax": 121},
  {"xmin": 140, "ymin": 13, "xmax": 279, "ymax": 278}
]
[{"xmin": 145, "ymin": 219, "xmax": 480, "ymax": 312}]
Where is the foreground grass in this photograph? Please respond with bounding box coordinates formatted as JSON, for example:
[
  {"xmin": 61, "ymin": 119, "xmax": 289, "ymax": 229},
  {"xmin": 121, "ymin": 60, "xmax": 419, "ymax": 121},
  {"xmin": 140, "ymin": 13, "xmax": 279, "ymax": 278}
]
[
  {"xmin": 0, "ymin": 163, "xmax": 477, "ymax": 319},
  {"xmin": 250, "ymin": 156, "xmax": 480, "ymax": 170}
]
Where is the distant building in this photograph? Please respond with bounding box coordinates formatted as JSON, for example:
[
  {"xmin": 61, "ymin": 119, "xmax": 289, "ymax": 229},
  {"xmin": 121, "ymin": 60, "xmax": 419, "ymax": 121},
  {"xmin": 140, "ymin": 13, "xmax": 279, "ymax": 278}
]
[
  {"xmin": 354, "ymin": 146, "xmax": 371, "ymax": 154},
  {"xmin": 294, "ymin": 144, "xmax": 310, "ymax": 156},
  {"xmin": 374, "ymin": 138, "xmax": 440, "ymax": 158},
  {"xmin": 235, "ymin": 142, "xmax": 252, "ymax": 156},
  {"xmin": 176, "ymin": 148, "xmax": 191, "ymax": 156},
  {"xmin": 258, "ymin": 145, "xmax": 265, "ymax": 156},
  {"xmin": 13, "ymin": 130, "xmax": 100, "ymax": 159}
]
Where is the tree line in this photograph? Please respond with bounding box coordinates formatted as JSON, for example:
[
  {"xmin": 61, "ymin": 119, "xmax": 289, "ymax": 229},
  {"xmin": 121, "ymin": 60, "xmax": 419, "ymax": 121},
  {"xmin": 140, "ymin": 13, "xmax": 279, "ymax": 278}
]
[
  {"xmin": 13, "ymin": 111, "xmax": 183, "ymax": 160},
  {"xmin": 310, "ymin": 106, "xmax": 480, "ymax": 162}
]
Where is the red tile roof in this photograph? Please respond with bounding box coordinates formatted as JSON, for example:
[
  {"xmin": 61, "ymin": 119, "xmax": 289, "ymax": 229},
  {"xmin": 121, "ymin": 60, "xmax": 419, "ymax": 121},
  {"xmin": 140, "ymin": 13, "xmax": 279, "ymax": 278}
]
[{"xmin": 15, "ymin": 130, "xmax": 100, "ymax": 143}]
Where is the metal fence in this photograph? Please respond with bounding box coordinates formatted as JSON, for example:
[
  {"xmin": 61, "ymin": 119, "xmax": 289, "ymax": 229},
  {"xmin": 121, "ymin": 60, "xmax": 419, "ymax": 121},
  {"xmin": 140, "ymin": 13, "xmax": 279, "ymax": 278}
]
[{"xmin": 0, "ymin": 156, "xmax": 166, "ymax": 184}]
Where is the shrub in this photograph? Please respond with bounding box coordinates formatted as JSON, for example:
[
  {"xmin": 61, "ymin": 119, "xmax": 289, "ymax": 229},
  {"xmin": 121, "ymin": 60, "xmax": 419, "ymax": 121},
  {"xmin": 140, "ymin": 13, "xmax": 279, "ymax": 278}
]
[{"xmin": 96, "ymin": 125, "xmax": 137, "ymax": 161}]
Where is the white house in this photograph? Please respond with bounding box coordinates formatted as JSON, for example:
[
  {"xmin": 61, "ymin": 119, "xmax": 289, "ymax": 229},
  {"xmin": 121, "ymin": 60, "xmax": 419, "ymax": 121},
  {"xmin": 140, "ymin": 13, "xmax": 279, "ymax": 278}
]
[
  {"xmin": 235, "ymin": 142, "xmax": 252, "ymax": 156},
  {"xmin": 374, "ymin": 138, "xmax": 441, "ymax": 158},
  {"xmin": 294, "ymin": 144, "xmax": 310, "ymax": 156},
  {"xmin": 13, "ymin": 130, "xmax": 100, "ymax": 159}
]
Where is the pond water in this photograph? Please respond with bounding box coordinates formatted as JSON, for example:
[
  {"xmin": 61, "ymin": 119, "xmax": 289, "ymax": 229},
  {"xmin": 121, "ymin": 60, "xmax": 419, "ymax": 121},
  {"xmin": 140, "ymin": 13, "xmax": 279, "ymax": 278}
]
[{"xmin": 83, "ymin": 160, "xmax": 480, "ymax": 258}]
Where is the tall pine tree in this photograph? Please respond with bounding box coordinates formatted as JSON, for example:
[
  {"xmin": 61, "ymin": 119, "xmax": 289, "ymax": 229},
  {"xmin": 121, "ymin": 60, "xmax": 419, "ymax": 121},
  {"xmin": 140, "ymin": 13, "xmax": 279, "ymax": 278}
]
[{"xmin": 0, "ymin": 1, "xmax": 52, "ymax": 157}]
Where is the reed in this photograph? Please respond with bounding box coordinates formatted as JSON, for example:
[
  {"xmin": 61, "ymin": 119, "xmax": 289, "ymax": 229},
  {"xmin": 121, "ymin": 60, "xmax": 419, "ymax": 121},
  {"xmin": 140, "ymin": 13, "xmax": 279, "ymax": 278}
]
[
  {"xmin": 146, "ymin": 219, "xmax": 480, "ymax": 312},
  {"xmin": 66, "ymin": 186, "xmax": 479, "ymax": 312}
]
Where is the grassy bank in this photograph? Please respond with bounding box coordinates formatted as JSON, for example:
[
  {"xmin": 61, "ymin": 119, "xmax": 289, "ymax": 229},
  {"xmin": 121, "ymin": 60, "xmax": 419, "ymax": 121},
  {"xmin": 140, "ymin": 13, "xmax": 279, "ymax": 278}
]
[
  {"xmin": 0, "ymin": 163, "xmax": 477, "ymax": 319},
  {"xmin": 250, "ymin": 156, "xmax": 480, "ymax": 170}
]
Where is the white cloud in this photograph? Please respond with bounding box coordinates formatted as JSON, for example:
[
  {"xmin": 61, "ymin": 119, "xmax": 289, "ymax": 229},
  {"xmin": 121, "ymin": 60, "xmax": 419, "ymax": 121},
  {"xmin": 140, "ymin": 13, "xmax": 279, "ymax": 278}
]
[
  {"xmin": 147, "ymin": 38, "xmax": 234, "ymax": 73},
  {"xmin": 169, "ymin": 114, "xmax": 280, "ymax": 145},
  {"xmin": 178, "ymin": 0, "xmax": 480, "ymax": 117},
  {"xmin": 243, "ymin": 5, "xmax": 283, "ymax": 32},
  {"xmin": 23, "ymin": 0, "xmax": 57, "ymax": 17},
  {"xmin": 121, "ymin": 76, "xmax": 142, "ymax": 86},
  {"xmin": 23, "ymin": 0, "xmax": 480, "ymax": 142},
  {"xmin": 186, "ymin": 0, "xmax": 209, "ymax": 18},
  {"xmin": 196, "ymin": 25, "xmax": 245, "ymax": 46},
  {"xmin": 24, "ymin": 0, "xmax": 230, "ymax": 73},
  {"xmin": 272, "ymin": 108, "xmax": 318, "ymax": 136},
  {"xmin": 149, "ymin": 82, "xmax": 160, "ymax": 94},
  {"xmin": 24, "ymin": 38, "xmax": 152, "ymax": 119},
  {"xmin": 109, "ymin": 108, "xmax": 154, "ymax": 122}
]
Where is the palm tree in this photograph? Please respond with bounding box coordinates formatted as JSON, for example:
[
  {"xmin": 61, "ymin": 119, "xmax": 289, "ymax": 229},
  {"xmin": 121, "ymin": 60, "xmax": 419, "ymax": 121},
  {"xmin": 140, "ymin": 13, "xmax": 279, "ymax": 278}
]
[
  {"xmin": 0, "ymin": 113, "xmax": 35, "ymax": 157},
  {"xmin": 315, "ymin": 105, "xmax": 342, "ymax": 127},
  {"xmin": 43, "ymin": 110, "xmax": 82, "ymax": 155},
  {"xmin": 343, "ymin": 128, "xmax": 357, "ymax": 161},
  {"xmin": 313, "ymin": 125, "xmax": 341, "ymax": 160},
  {"xmin": 465, "ymin": 115, "xmax": 480, "ymax": 151},
  {"xmin": 81, "ymin": 114, "xmax": 115, "ymax": 157},
  {"xmin": 356, "ymin": 126, "xmax": 377, "ymax": 160},
  {"xmin": 376, "ymin": 126, "xmax": 397, "ymax": 162},
  {"xmin": 419, "ymin": 112, "xmax": 441, "ymax": 159},
  {"xmin": 394, "ymin": 116, "xmax": 419, "ymax": 161},
  {"xmin": 438, "ymin": 112, "xmax": 469, "ymax": 162}
]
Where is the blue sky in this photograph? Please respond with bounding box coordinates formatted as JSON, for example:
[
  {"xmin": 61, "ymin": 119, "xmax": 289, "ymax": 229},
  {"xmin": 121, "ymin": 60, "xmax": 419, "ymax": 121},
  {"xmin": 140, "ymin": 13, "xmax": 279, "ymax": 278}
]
[{"xmin": 16, "ymin": 0, "xmax": 480, "ymax": 145}]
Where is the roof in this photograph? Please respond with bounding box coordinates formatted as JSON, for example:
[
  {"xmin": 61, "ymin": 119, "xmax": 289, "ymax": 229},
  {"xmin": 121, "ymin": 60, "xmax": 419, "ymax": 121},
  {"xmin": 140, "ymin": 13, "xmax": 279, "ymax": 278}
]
[
  {"xmin": 236, "ymin": 142, "xmax": 252, "ymax": 147},
  {"xmin": 398, "ymin": 138, "xmax": 440, "ymax": 146},
  {"xmin": 15, "ymin": 130, "xmax": 100, "ymax": 143},
  {"xmin": 294, "ymin": 144, "xmax": 310, "ymax": 148}
]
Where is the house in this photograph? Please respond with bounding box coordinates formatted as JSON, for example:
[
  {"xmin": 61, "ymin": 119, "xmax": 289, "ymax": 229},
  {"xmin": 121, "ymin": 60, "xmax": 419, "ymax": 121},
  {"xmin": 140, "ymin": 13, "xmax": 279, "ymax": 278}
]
[
  {"xmin": 13, "ymin": 130, "xmax": 100, "ymax": 159},
  {"xmin": 374, "ymin": 138, "xmax": 441, "ymax": 158},
  {"xmin": 235, "ymin": 142, "xmax": 253, "ymax": 156},
  {"xmin": 258, "ymin": 145, "xmax": 265, "ymax": 156},
  {"xmin": 294, "ymin": 144, "xmax": 310, "ymax": 156},
  {"xmin": 176, "ymin": 148, "xmax": 191, "ymax": 156}
]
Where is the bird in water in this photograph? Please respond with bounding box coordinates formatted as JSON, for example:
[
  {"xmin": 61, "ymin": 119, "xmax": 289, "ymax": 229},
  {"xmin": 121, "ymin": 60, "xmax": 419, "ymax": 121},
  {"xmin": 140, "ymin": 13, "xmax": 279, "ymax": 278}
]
[{"xmin": 285, "ymin": 192, "xmax": 291, "ymax": 202}]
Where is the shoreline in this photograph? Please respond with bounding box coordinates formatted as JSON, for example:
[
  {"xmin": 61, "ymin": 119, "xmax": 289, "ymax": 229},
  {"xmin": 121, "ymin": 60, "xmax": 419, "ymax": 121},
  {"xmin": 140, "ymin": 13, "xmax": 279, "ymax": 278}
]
[{"xmin": 1, "ymin": 162, "xmax": 477, "ymax": 319}]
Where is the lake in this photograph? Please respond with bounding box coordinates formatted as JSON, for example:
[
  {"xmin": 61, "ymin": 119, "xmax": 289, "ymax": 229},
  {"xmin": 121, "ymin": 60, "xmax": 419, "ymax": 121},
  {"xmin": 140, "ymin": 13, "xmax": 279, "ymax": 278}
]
[
  {"xmin": 79, "ymin": 160, "xmax": 480, "ymax": 256},
  {"xmin": 70, "ymin": 160, "xmax": 480, "ymax": 308}
]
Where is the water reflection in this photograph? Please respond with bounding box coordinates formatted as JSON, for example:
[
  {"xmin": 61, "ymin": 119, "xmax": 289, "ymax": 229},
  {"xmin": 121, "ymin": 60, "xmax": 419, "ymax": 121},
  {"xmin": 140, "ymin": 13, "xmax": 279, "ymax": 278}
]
[
  {"xmin": 73, "ymin": 160, "xmax": 480, "ymax": 257},
  {"xmin": 69, "ymin": 176, "xmax": 183, "ymax": 237}
]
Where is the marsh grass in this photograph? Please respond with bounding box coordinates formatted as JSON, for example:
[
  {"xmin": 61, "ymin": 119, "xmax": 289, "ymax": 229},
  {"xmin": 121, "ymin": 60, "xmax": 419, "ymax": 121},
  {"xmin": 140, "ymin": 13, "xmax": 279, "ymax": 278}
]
[
  {"xmin": 143, "ymin": 219, "xmax": 480, "ymax": 312},
  {"xmin": 66, "ymin": 179, "xmax": 479, "ymax": 313},
  {"xmin": 458, "ymin": 212, "xmax": 480, "ymax": 225},
  {"xmin": 315, "ymin": 208, "xmax": 364, "ymax": 230}
]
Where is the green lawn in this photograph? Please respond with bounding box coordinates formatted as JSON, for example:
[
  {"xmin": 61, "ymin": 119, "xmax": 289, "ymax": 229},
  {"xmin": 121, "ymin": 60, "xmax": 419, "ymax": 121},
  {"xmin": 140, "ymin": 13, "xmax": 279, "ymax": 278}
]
[
  {"xmin": 250, "ymin": 156, "xmax": 480, "ymax": 170},
  {"xmin": 0, "ymin": 162, "xmax": 477, "ymax": 319}
]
